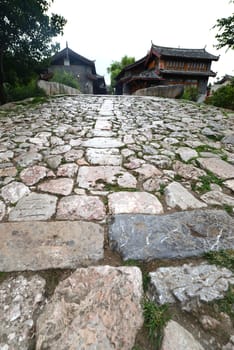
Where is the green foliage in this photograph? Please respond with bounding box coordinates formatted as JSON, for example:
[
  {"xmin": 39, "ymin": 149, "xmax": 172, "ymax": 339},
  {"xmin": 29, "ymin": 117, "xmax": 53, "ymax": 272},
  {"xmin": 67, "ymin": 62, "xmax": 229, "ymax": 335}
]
[
  {"xmin": 206, "ymin": 80, "xmax": 234, "ymax": 110},
  {"xmin": 193, "ymin": 170, "xmax": 223, "ymax": 193},
  {"xmin": 0, "ymin": 0, "xmax": 66, "ymax": 104},
  {"xmin": 216, "ymin": 285, "xmax": 234, "ymax": 318},
  {"xmin": 204, "ymin": 250, "xmax": 234, "ymax": 271},
  {"xmin": 107, "ymin": 55, "xmax": 135, "ymax": 90},
  {"xmin": 181, "ymin": 86, "xmax": 199, "ymax": 101},
  {"xmin": 205, "ymin": 250, "xmax": 234, "ymax": 319},
  {"xmin": 5, "ymin": 78, "xmax": 46, "ymax": 102},
  {"xmin": 51, "ymin": 70, "xmax": 80, "ymax": 90},
  {"xmin": 214, "ymin": 1, "xmax": 234, "ymax": 50},
  {"xmin": 223, "ymin": 204, "xmax": 233, "ymax": 215},
  {"xmin": 143, "ymin": 298, "xmax": 170, "ymax": 346}
]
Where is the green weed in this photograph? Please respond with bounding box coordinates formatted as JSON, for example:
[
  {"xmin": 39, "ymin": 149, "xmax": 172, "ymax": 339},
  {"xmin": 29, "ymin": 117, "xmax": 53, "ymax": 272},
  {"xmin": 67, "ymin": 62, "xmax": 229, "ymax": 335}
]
[
  {"xmin": 194, "ymin": 171, "xmax": 223, "ymax": 193},
  {"xmin": 143, "ymin": 298, "xmax": 170, "ymax": 346},
  {"xmin": 216, "ymin": 285, "xmax": 234, "ymax": 319},
  {"xmin": 204, "ymin": 250, "xmax": 234, "ymax": 271},
  {"xmin": 223, "ymin": 204, "xmax": 233, "ymax": 215}
]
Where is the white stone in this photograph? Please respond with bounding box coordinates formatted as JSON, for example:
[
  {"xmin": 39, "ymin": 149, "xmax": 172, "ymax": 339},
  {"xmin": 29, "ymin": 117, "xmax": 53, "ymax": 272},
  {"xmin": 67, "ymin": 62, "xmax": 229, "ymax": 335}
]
[
  {"xmin": 86, "ymin": 148, "xmax": 122, "ymax": 166},
  {"xmin": 198, "ymin": 158, "xmax": 234, "ymax": 180},
  {"xmin": 108, "ymin": 192, "xmax": 163, "ymax": 214},
  {"xmin": 83, "ymin": 137, "xmax": 124, "ymax": 148},
  {"xmin": 165, "ymin": 182, "xmax": 207, "ymax": 210},
  {"xmin": 177, "ymin": 147, "xmax": 198, "ymax": 162},
  {"xmin": 1, "ymin": 182, "xmax": 30, "ymax": 204},
  {"xmin": 200, "ymin": 190, "xmax": 234, "ymax": 207},
  {"xmin": 161, "ymin": 320, "xmax": 204, "ymax": 350}
]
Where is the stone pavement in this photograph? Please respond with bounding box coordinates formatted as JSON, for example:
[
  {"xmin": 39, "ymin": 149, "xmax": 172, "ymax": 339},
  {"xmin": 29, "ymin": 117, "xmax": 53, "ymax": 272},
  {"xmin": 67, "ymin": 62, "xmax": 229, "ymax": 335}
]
[{"xmin": 0, "ymin": 95, "xmax": 234, "ymax": 349}]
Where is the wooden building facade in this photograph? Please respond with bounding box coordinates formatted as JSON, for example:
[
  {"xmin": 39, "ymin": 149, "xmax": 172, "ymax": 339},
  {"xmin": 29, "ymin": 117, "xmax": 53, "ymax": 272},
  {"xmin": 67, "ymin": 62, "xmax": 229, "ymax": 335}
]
[
  {"xmin": 49, "ymin": 46, "xmax": 106, "ymax": 94},
  {"xmin": 115, "ymin": 44, "xmax": 219, "ymax": 98}
]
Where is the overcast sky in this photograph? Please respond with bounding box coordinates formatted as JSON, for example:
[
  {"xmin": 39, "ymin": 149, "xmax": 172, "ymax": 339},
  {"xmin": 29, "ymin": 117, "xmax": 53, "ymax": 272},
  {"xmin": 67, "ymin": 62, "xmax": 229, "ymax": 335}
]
[{"xmin": 50, "ymin": 0, "xmax": 234, "ymax": 85}]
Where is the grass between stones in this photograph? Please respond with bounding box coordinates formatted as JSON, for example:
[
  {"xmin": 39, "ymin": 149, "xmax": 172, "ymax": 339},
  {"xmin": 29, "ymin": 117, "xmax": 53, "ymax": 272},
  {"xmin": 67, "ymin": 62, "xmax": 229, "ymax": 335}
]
[
  {"xmin": 191, "ymin": 170, "xmax": 223, "ymax": 193},
  {"xmin": 124, "ymin": 260, "xmax": 170, "ymax": 349},
  {"xmin": 143, "ymin": 298, "xmax": 170, "ymax": 348},
  {"xmin": 204, "ymin": 250, "xmax": 234, "ymax": 320}
]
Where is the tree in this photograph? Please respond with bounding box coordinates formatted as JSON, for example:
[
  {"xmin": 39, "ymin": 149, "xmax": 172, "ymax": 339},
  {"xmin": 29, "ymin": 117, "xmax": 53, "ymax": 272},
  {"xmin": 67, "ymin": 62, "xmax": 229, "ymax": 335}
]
[
  {"xmin": 0, "ymin": 0, "xmax": 66, "ymax": 104},
  {"xmin": 107, "ymin": 55, "xmax": 135, "ymax": 91},
  {"xmin": 214, "ymin": 0, "xmax": 234, "ymax": 50}
]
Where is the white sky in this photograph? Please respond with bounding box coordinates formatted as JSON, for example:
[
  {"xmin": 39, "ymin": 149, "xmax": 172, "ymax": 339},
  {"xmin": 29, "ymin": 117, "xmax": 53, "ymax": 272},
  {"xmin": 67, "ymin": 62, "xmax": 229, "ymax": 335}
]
[{"xmin": 50, "ymin": 0, "xmax": 234, "ymax": 85}]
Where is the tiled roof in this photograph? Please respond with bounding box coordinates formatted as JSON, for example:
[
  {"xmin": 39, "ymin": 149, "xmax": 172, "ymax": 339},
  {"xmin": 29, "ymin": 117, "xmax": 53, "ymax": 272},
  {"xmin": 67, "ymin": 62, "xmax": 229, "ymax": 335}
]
[
  {"xmin": 51, "ymin": 47, "xmax": 96, "ymax": 67},
  {"xmin": 152, "ymin": 44, "xmax": 219, "ymax": 61},
  {"xmin": 160, "ymin": 69, "xmax": 217, "ymax": 77}
]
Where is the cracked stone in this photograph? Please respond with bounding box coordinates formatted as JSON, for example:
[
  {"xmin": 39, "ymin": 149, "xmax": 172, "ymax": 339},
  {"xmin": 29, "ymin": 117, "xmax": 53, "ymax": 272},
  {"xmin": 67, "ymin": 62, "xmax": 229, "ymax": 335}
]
[{"xmin": 149, "ymin": 263, "xmax": 234, "ymax": 307}]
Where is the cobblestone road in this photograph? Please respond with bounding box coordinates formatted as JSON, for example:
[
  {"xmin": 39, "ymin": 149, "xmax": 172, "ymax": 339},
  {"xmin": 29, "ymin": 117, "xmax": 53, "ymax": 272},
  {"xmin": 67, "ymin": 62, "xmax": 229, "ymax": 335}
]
[{"xmin": 0, "ymin": 95, "xmax": 234, "ymax": 349}]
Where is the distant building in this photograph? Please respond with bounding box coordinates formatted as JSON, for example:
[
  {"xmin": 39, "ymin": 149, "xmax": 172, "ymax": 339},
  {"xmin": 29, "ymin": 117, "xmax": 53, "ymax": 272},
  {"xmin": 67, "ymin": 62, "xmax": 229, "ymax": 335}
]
[
  {"xmin": 115, "ymin": 44, "xmax": 219, "ymax": 99},
  {"xmin": 211, "ymin": 74, "xmax": 234, "ymax": 93},
  {"xmin": 49, "ymin": 46, "xmax": 106, "ymax": 94}
]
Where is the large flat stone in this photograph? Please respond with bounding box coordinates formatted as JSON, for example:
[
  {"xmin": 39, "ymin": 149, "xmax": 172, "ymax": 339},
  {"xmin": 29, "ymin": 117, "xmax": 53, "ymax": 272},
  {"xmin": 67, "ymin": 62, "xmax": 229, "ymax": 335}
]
[
  {"xmin": 108, "ymin": 192, "xmax": 164, "ymax": 214},
  {"xmin": 38, "ymin": 178, "xmax": 74, "ymax": 195},
  {"xmin": 77, "ymin": 166, "xmax": 124, "ymax": 190},
  {"xmin": 197, "ymin": 157, "xmax": 234, "ymax": 179},
  {"xmin": 9, "ymin": 193, "xmax": 57, "ymax": 221},
  {"xmin": 36, "ymin": 266, "xmax": 143, "ymax": 350},
  {"xmin": 165, "ymin": 181, "xmax": 207, "ymax": 210},
  {"xmin": 86, "ymin": 148, "xmax": 122, "ymax": 166},
  {"xmin": 0, "ymin": 221, "xmax": 104, "ymax": 271},
  {"xmin": 83, "ymin": 137, "xmax": 124, "ymax": 148},
  {"xmin": 109, "ymin": 210, "xmax": 234, "ymax": 260},
  {"xmin": 56, "ymin": 195, "xmax": 106, "ymax": 221}
]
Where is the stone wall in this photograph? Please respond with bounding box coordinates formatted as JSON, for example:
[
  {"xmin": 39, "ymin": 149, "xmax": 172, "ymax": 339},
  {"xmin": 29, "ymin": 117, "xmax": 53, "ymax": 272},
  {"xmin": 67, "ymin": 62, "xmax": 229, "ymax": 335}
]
[
  {"xmin": 133, "ymin": 84, "xmax": 184, "ymax": 98},
  {"xmin": 37, "ymin": 80, "xmax": 81, "ymax": 96},
  {"xmin": 49, "ymin": 65, "xmax": 93, "ymax": 94}
]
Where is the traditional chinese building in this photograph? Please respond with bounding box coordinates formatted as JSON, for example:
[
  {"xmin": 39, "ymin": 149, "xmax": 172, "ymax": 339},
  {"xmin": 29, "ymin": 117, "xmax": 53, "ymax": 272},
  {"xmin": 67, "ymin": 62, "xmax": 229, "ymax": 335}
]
[
  {"xmin": 115, "ymin": 44, "xmax": 219, "ymax": 98},
  {"xmin": 49, "ymin": 45, "xmax": 106, "ymax": 94}
]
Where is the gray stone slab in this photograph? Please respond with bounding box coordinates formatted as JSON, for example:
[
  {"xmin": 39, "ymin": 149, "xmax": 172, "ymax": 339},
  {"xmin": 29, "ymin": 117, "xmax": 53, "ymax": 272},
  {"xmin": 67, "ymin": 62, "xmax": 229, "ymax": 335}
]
[
  {"xmin": 0, "ymin": 221, "xmax": 104, "ymax": 271},
  {"xmin": 149, "ymin": 263, "xmax": 234, "ymax": 306},
  {"xmin": 109, "ymin": 210, "xmax": 234, "ymax": 260},
  {"xmin": 9, "ymin": 193, "xmax": 57, "ymax": 221}
]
